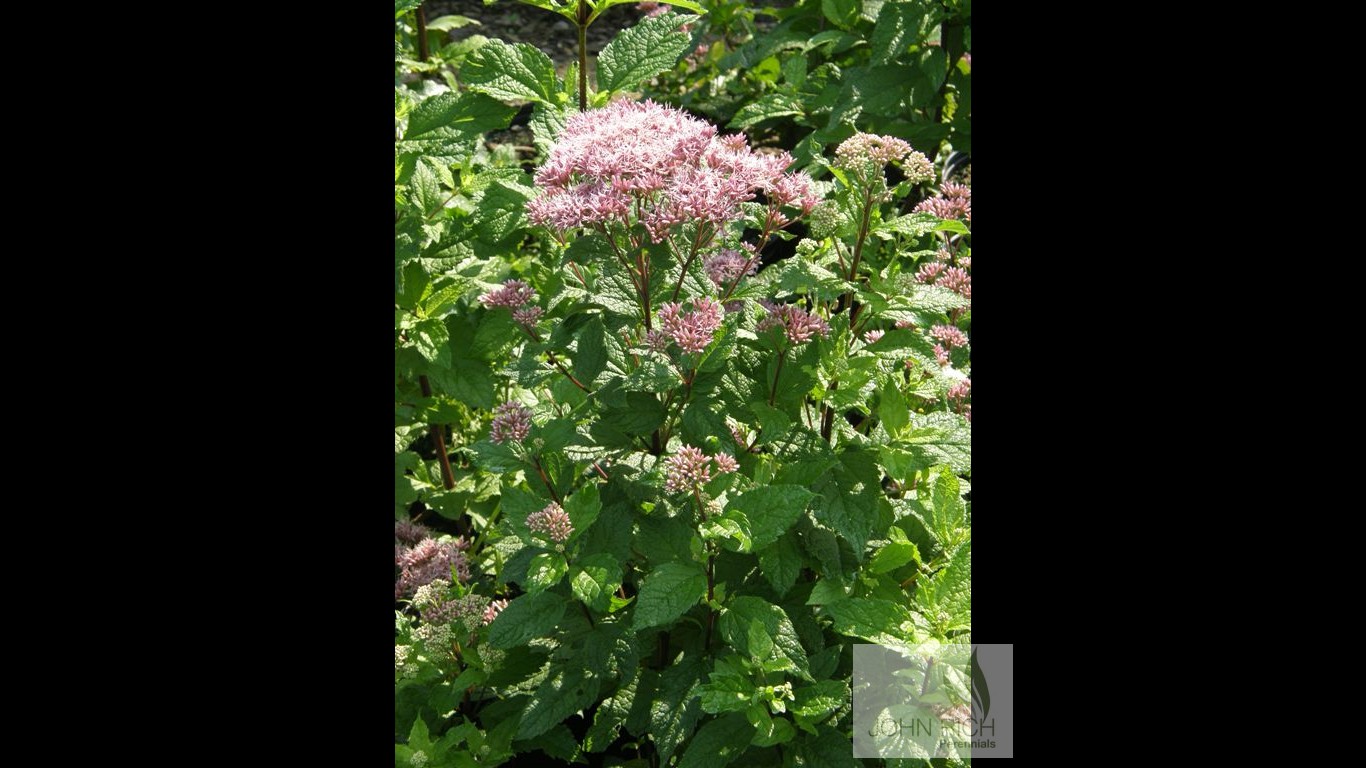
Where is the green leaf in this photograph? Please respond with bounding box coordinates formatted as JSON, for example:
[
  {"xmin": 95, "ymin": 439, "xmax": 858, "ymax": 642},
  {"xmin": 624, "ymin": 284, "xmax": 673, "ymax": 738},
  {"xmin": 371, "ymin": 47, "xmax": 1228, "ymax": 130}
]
[
  {"xmin": 472, "ymin": 181, "xmax": 531, "ymax": 244},
  {"xmin": 398, "ymin": 92, "xmax": 516, "ymax": 160},
  {"xmin": 563, "ymin": 481, "xmax": 602, "ymax": 539},
  {"xmin": 463, "ymin": 40, "xmax": 557, "ymax": 104},
  {"xmin": 408, "ymin": 157, "xmax": 445, "ymax": 217},
  {"xmin": 723, "ymin": 485, "xmax": 814, "ymax": 550},
  {"xmin": 597, "ymin": 13, "xmax": 696, "ymax": 93},
  {"xmin": 756, "ymin": 532, "xmax": 803, "ymax": 597},
  {"xmin": 875, "ymin": 212, "xmax": 942, "ymax": 238},
  {"xmin": 526, "ymin": 552, "xmax": 568, "ymax": 594},
  {"xmin": 727, "ymin": 92, "xmax": 807, "ymax": 129},
  {"xmin": 651, "ymin": 654, "xmax": 707, "ymax": 765},
  {"xmin": 811, "ymin": 448, "xmax": 882, "ymax": 558},
  {"xmin": 573, "ymin": 315, "xmax": 608, "ymax": 386},
  {"xmin": 700, "ymin": 678, "xmax": 753, "ymax": 716},
  {"xmin": 676, "ymin": 713, "xmax": 755, "ymax": 768},
  {"xmin": 411, "ymin": 318, "xmax": 450, "ymax": 367},
  {"xmin": 869, "ymin": 527, "xmax": 920, "ymax": 574},
  {"xmin": 901, "ymin": 411, "xmax": 971, "ymax": 473},
  {"xmin": 792, "ymin": 680, "xmax": 848, "ymax": 733},
  {"xmin": 634, "ymin": 561, "xmax": 707, "ymax": 630},
  {"xmin": 395, "ymin": 0, "xmax": 423, "ymax": 17},
  {"xmin": 822, "ymin": 598, "xmax": 913, "ymax": 644},
  {"xmin": 918, "ymin": 541, "xmax": 970, "ymax": 631},
  {"xmin": 930, "ymin": 469, "xmax": 967, "ymax": 547},
  {"xmin": 720, "ymin": 596, "xmax": 812, "ymax": 680},
  {"xmin": 487, "ymin": 592, "xmax": 566, "ymax": 648},
  {"xmin": 871, "ymin": 0, "xmax": 937, "ymax": 65},
  {"xmin": 879, "ymin": 379, "xmax": 909, "ymax": 438},
  {"xmin": 821, "ymin": 0, "xmax": 861, "ymax": 29},
  {"xmin": 572, "ymin": 553, "xmax": 623, "ymax": 613},
  {"xmin": 516, "ymin": 655, "xmax": 604, "ymax": 739}
]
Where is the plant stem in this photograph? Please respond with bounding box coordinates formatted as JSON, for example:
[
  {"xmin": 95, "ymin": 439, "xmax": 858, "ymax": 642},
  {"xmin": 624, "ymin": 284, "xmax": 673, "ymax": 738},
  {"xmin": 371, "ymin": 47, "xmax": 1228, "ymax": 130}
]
[
  {"xmin": 694, "ymin": 489, "xmax": 717, "ymax": 652},
  {"xmin": 576, "ymin": 1, "xmax": 590, "ymax": 111},
  {"xmin": 670, "ymin": 224, "xmax": 709, "ymax": 301},
  {"xmin": 838, "ymin": 185, "xmax": 875, "ymax": 314},
  {"xmin": 768, "ymin": 346, "xmax": 787, "ymax": 406},
  {"xmin": 531, "ymin": 455, "xmax": 562, "ymax": 504},
  {"xmin": 418, "ymin": 374, "xmax": 456, "ymax": 489},
  {"xmin": 416, "ymin": 4, "xmax": 429, "ymax": 62}
]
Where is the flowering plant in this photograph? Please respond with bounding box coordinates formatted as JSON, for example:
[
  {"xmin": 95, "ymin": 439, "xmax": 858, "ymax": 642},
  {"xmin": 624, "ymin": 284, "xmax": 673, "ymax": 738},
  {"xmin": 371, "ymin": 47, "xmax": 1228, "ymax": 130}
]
[{"xmin": 395, "ymin": 3, "xmax": 970, "ymax": 766}]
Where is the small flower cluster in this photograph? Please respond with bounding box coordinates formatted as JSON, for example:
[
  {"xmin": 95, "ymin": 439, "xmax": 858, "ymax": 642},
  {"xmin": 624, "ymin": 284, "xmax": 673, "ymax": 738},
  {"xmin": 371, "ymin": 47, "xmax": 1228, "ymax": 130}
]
[
  {"xmin": 526, "ymin": 99, "xmax": 817, "ymax": 243},
  {"xmin": 480, "ymin": 279, "xmax": 543, "ymax": 330},
  {"xmin": 757, "ymin": 301, "xmax": 831, "ymax": 345},
  {"xmin": 930, "ymin": 324, "xmax": 969, "ymax": 349},
  {"xmin": 490, "ymin": 401, "xmax": 532, "ymax": 444},
  {"xmin": 480, "ymin": 279, "xmax": 535, "ymax": 310},
  {"xmin": 914, "ymin": 262, "xmax": 971, "ymax": 302},
  {"xmin": 483, "ymin": 598, "xmax": 510, "ymax": 625},
  {"xmin": 834, "ymin": 133, "xmax": 934, "ymax": 186},
  {"xmin": 704, "ymin": 248, "xmax": 757, "ymax": 289},
  {"xmin": 915, "ymin": 182, "xmax": 972, "ymax": 223},
  {"xmin": 528, "ymin": 502, "xmax": 574, "ymax": 543},
  {"xmin": 664, "ymin": 444, "xmax": 738, "ymax": 493},
  {"xmin": 395, "ymin": 518, "xmax": 430, "ymax": 547},
  {"xmin": 864, "ymin": 329, "xmax": 885, "ymax": 344},
  {"xmin": 947, "ymin": 378, "xmax": 971, "ymax": 421},
  {"xmin": 657, "ymin": 297, "xmax": 724, "ymax": 354},
  {"xmin": 396, "ymin": 536, "xmax": 470, "ymax": 598}
]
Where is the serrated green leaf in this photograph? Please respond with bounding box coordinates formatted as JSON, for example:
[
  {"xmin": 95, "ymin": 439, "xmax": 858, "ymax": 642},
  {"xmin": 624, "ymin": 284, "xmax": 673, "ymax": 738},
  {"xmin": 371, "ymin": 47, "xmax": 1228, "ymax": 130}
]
[
  {"xmin": 728, "ymin": 92, "xmax": 806, "ymax": 129},
  {"xmin": 597, "ymin": 13, "xmax": 696, "ymax": 93},
  {"xmin": 879, "ymin": 380, "xmax": 909, "ymax": 438},
  {"xmin": 821, "ymin": 0, "xmax": 861, "ymax": 29},
  {"xmin": 724, "ymin": 485, "xmax": 814, "ymax": 550},
  {"xmin": 412, "ymin": 318, "xmax": 450, "ymax": 367},
  {"xmin": 700, "ymin": 667, "xmax": 754, "ymax": 714},
  {"xmin": 720, "ymin": 596, "xmax": 812, "ymax": 681},
  {"xmin": 572, "ymin": 553, "xmax": 623, "ymax": 613},
  {"xmin": 651, "ymin": 653, "xmax": 707, "ymax": 764},
  {"xmin": 574, "ymin": 315, "xmax": 608, "ymax": 386},
  {"xmin": 398, "ymin": 92, "xmax": 516, "ymax": 160},
  {"xmin": 634, "ymin": 561, "xmax": 707, "ymax": 629},
  {"xmin": 676, "ymin": 713, "xmax": 755, "ymax": 768},
  {"xmin": 823, "ymin": 598, "xmax": 913, "ymax": 644},
  {"xmin": 516, "ymin": 654, "xmax": 603, "ymax": 739},
  {"xmin": 562, "ymin": 481, "xmax": 601, "ymax": 540},
  {"xmin": 869, "ymin": 531, "xmax": 920, "ymax": 574},
  {"xmin": 900, "ymin": 411, "xmax": 971, "ymax": 473},
  {"xmin": 812, "ymin": 448, "xmax": 881, "ymax": 558},
  {"xmin": 918, "ymin": 541, "xmax": 970, "ymax": 631},
  {"xmin": 526, "ymin": 552, "xmax": 568, "ymax": 594},
  {"xmin": 487, "ymin": 592, "xmax": 566, "ymax": 648},
  {"xmin": 463, "ymin": 40, "xmax": 557, "ymax": 104},
  {"xmin": 756, "ymin": 532, "xmax": 803, "ymax": 597}
]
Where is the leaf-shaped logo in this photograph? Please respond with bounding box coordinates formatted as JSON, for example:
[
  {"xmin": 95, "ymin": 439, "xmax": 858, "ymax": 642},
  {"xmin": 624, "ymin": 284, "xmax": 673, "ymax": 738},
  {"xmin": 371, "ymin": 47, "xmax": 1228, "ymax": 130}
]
[{"xmin": 971, "ymin": 647, "xmax": 990, "ymax": 720}]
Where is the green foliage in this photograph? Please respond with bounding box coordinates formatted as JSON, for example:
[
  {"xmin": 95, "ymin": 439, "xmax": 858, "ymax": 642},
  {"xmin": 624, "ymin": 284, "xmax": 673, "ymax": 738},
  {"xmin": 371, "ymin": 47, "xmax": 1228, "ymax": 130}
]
[{"xmin": 395, "ymin": 2, "xmax": 970, "ymax": 764}]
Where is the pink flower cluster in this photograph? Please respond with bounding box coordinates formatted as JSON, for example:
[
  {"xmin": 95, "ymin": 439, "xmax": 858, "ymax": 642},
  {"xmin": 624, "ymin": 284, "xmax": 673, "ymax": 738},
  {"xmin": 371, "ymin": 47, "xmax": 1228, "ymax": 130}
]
[
  {"xmin": 481, "ymin": 279, "xmax": 543, "ymax": 329},
  {"xmin": 914, "ymin": 262, "xmax": 971, "ymax": 302},
  {"xmin": 757, "ymin": 301, "xmax": 831, "ymax": 345},
  {"xmin": 664, "ymin": 444, "xmax": 738, "ymax": 493},
  {"xmin": 834, "ymin": 133, "xmax": 934, "ymax": 184},
  {"xmin": 947, "ymin": 378, "xmax": 971, "ymax": 422},
  {"xmin": 864, "ymin": 329, "xmax": 885, "ymax": 344},
  {"xmin": 930, "ymin": 324, "xmax": 969, "ymax": 349},
  {"xmin": 482, "ymin": 598, "xmax": 509, "ymax": 625},
  {"xmin": 915, "ymin": 182, "xmax": 972, "ymax": 223},
  {"xmin": 528, "ymin": 501, "xmax": 573, "ymax": 543},
  {"xmin": 526, "ymin": 100, "xmax": 817, "ymax": 243},
  {"xmin": 490, "ymin": 401, "xmax": 532, "ymax": 444},
  {"xmin": 395, "ymin": 537, "xmax": 470, "ymax": 598},
  {"xmin": 480, "ymin": 279, "xmax": 535, "ymax": 310},
  {"xmin": 704, "ymin": 248, "xmax": 757, "ymax": 288},
  {"xmin": 657, "ymin": 297, "xmax": 724, "ymax": 354}
]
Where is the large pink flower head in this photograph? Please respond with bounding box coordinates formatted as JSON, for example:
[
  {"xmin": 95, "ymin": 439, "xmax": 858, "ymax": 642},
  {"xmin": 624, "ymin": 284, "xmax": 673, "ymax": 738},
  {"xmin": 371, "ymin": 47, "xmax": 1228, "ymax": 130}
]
[
  {"xmin": 757, "ymin": 301, "xmax": 831, "ymax": 345},
  {"xmin": 396, "ymin": 538, "xmax": 470, "ymax": 598},
  {"xmin": 656, "ymin": 297, "xmax": 725, "ymax": 354},
  {"xmin": 916, "ymin": 181, "xmax": 972, "ymax": 223},
  {"xmin": 527, "ymin": 99, "xmax": 816, "ymax": 243}
]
